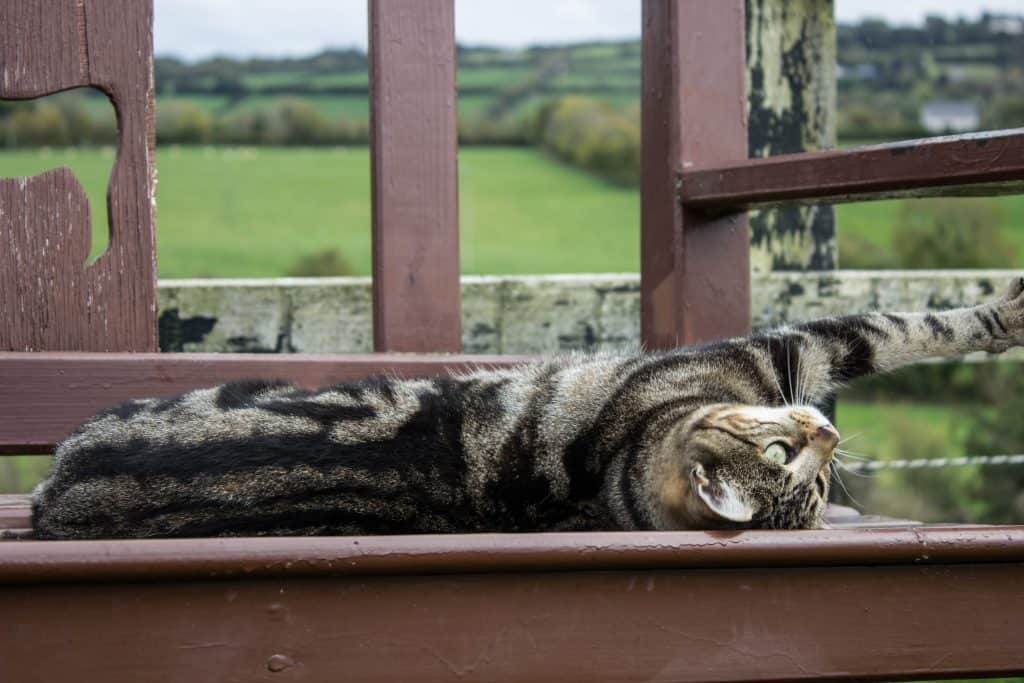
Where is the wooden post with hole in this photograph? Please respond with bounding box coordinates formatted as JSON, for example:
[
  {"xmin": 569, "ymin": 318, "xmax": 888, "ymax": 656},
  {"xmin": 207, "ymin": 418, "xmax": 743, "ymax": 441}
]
[{"xmin": 0, "ymin": 0, "xmax": 157, "ymax": 352}]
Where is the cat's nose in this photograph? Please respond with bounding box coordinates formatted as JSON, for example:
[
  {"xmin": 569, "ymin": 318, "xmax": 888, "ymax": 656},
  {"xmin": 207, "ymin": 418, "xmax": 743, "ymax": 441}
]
[{"xmin": 813, "ymin": 424, "xmax": 840, "ymax": 450}]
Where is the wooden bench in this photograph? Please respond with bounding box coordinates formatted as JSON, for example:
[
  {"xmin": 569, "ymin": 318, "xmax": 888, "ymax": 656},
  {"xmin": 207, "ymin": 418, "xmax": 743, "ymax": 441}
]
[{"xmin": 3, "ymin": 1, "xmax": 1024, "ymax": 680}]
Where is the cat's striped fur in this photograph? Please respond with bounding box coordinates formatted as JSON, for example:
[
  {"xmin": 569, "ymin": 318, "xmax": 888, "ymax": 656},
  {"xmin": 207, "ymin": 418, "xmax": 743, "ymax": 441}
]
[{"xmin": 32, "ymin": 278, "xmax": 1024, "ymax": 539}]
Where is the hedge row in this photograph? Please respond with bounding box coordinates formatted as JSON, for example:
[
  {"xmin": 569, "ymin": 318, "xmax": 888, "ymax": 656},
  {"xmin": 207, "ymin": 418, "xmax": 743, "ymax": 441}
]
[{"xmin": 0, "ymin": 94, "xmax": 644, "ymax": 187}]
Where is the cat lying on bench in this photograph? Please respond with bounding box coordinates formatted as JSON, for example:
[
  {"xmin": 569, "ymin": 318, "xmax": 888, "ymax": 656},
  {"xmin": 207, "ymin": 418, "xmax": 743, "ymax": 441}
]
[{"xmin": 32, "ymin": 278, "xmax": 1024, "ymax": 538}]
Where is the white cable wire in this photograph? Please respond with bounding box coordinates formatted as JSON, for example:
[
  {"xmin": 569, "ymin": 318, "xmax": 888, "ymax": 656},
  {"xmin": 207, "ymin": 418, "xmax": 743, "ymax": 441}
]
[{"xmin": 841, "ymin": 453, "xmax": 1024, "ymax": 472}]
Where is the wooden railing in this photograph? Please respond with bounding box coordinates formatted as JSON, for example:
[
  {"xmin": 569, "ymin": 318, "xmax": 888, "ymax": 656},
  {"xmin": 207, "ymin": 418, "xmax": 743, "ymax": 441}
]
[{"xmin": 2, "ymin": 2, "xmax": 1024, "ymax": 681}]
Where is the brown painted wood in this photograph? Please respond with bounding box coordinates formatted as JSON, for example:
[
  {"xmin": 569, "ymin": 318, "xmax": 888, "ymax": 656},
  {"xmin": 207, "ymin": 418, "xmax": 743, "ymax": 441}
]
[
  {"xmin": 640, "ymin": 0, "xmax": 751, "ymax": 351},
  {"xmin": 0, "ymin": 352, "xmax": 528, "ymax": 452},
  {"xmin": 4, "ymin": 525, "xmax": 1024, "ymax": 580},
  {"xmin": 3, "ymin": 562, "xmax": 1022, "ymax": 681},
  {"xmin": 370, "ymin": 0, "xmax": 461, "ymax": 352},
  {"xmin": 681, "ymin": 129, "xmax": 1024, "ymax": 210},
  {"xmin": 0, "ymin": 0, "xmax": 157, "ymax": 352},
  {"xmin": 0, "ymin": 494, "xmax": 32, "ymax": 530}
]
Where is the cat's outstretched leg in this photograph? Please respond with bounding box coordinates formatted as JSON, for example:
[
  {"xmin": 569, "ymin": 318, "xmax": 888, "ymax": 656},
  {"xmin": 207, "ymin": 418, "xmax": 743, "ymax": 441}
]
[{"xmin": 760, "ymin": 276, "xmax": 1024, "ymax": 405}]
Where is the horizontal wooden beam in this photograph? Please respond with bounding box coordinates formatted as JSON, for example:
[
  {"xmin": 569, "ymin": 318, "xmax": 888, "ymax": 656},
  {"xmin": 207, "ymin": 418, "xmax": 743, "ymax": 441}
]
[
  {"xmin": 0, "ymin": 352, "xmax": 527, "ymax": 453},
  {"xmin": 680, "ymin": 129, "xmax": 1024, "ymax": 210},
  {"xmin": 3, "ymin": 548, "xmax": 1023, "ymax": 680},
  {"xmin": 2, "ymin": 525, "xmax": 1024, "ymax": 582}
]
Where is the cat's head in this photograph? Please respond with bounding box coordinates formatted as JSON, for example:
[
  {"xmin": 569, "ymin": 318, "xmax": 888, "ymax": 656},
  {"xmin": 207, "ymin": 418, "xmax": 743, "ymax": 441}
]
[{"xmin": 654, "ymin": 404, "xmax": 837, "ymax": 530}]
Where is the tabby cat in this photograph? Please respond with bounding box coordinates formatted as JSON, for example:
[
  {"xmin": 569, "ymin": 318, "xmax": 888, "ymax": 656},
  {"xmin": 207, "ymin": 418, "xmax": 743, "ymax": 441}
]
[{"xmin": 32, "ymin": 278, "xmax": 1024, "ymax": 539}]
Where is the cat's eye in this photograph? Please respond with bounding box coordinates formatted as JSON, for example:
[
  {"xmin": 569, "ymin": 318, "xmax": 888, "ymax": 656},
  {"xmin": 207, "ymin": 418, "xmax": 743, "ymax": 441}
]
[{"xmin": 763, "ymin": 442, "xmax": 794, "ymax": 466}]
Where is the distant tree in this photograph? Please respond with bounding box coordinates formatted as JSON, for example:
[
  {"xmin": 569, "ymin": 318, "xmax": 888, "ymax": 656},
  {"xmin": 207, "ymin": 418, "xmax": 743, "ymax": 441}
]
[
  {"xmin": 837, "ymin": 232, "xmax": 899, "ymax": 269},
  {"xmin": 157, "ymin": 102, "xmax": 214, "ymax": 144},
  {"xmin": 891, "ymin": 199, "xmax": 1017, "ymax": 269},
  {"xmin": 964, "ymin": 370, "xmax": 1024, "ymax": 523},
  {"xmin": 4, "ymin": 104, "xmax": 70, "ymax": 146},
  {"xmin": 535, "ymin": 96, "xmax": 639, "ymax": 186},
  {"xmin": 984, "ymin": 97, "xmax": 1024, "ymax": 129},
  {"xmin": 285, "ymin": 249, "xmax": 353, "ymax": 277},
  {"xmin": 271, "ymin": 99, "xmax": 330, "ymax": 145},
  {"xmin": 923, "ymin": 16, "xmax": 953, "ymax": 45}
]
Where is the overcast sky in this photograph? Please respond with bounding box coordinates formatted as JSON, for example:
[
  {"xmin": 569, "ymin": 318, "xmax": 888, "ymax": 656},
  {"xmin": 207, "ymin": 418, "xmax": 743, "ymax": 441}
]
[{"xmin": 154, "ymin": 1, "xmax": 1024, "ymax": 61}]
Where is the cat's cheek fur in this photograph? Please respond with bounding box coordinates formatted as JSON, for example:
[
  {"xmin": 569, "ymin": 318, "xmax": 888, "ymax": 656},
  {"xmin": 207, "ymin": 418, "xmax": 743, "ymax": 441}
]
[
  {"xmin": 656, "ymin": 464, "xmax": 755, "ymax": 529},
  {"xmin": 691, "ymin": 463, "xmax": 755, "ymax": 524}
]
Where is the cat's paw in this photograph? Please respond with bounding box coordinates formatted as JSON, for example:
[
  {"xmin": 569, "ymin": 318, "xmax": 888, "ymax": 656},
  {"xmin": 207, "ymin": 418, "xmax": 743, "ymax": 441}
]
[{"xmin": 987, "ymin": 276, "xmax": 1024, "ymax": 351}]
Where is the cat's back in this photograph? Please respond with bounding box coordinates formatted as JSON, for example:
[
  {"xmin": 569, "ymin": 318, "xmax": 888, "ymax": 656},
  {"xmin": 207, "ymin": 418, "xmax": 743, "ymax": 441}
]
[{"xmin": 32, "ymin": 375, "xmax": 492, "ymax": 538}]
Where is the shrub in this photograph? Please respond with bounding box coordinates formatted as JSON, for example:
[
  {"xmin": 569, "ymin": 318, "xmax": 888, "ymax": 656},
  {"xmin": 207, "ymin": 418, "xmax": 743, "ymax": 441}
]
[
  {"xmin": 534, "ymin": 95, "xmax": 640, "ymax": 186},
  {"xmin": 984, "ymin": 97, "xmax": 1024, "ymax": 129},
  {"xmin": 3, "ymin": 103, "xmax": 70, "ymax": 146},
  {"xmin": 841, "ymin": 413, "xmax": 983, "ymax": 523},
  {"xmin": 271, "ymin": 98, "xmax": 331, "ymax": 145},
  {"xmin": 157, "ymin": 101, "xmax": 214, "ymax": 144},
  {"xmin": 837, "ymin": 232, "xmax": 899, "ymax": 269},
  {"xmin": 285, "ymin": 249, "xmax": 353, "ymax": 277},
  {"xmin": 891, "ymin": 198, "xmax": 1016, "ymax": 269},
  {"xmin": 963, "ymin": 371, "xmax": 1024, "ymax": 524}
]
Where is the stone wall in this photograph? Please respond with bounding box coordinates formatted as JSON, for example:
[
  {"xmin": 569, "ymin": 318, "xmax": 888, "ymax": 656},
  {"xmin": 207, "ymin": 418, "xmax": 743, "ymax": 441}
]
[{"xmin": 159, "ymin": 271, "xmax": 1023, "ymax": 361}]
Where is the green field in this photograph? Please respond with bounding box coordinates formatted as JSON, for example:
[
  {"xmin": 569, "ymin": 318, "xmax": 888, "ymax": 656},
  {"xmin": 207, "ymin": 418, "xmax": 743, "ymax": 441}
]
[
  {"xmin": 834, "ymin": 196, "xmax": 1024, "ymax": 263},
  {"xmin": 0, "ymin": 146, "xmax": 640, "ymax": 277},
  {"xmin": 835, "ymin": 400, "xmax": 972, "ymax": 461}
]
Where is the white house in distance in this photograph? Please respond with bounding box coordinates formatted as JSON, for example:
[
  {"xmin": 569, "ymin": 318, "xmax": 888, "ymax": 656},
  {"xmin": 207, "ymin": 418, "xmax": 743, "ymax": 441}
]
[
  {"xmin": 987, "ymin": 14, "xmax": 1024, "ymax": 35},
  {"xmin": 920, "ymin": 101, "xmax": 980, "ymax": 134}
]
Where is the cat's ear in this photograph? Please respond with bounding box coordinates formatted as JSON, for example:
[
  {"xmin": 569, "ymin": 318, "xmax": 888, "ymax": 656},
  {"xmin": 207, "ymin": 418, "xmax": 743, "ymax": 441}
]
[{"xmin": 690, "ymin": 463, "xmax": 755, "ymax": 523}]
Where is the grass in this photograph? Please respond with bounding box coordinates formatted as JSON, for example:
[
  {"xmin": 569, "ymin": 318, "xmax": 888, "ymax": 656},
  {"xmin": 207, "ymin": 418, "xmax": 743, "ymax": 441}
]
[
  {"xmin": 835, "ymin": 400, "xmax": 970, "ymax": 461},
  {"xmin": 834, "ymin": 195, "xmax": 1024, "ymax": 263},
  {"xmin": 1, "ymin": 457, "xmax": 50, "ymax": 495},
  {"xmin": 0, "ymin": 146, "xmax": 640, "ymax": 277}
]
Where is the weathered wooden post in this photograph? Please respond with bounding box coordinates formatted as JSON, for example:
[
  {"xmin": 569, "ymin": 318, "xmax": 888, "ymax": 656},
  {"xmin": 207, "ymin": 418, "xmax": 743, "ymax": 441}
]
[{"xmin": 746, "ymin": 0, "xmax": 838, "ymax": 272}]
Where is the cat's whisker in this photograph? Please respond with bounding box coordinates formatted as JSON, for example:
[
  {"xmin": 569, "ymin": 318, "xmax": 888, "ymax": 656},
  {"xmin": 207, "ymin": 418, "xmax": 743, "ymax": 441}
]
[
  {"xmin": 835, "ymin": 448, "xmax": 874, "ymax": 461},
  {"xmin": 830, "ymin": 461, "xmax": 864, "ymax": 507},
  {"xmin": 785, "ymin": 338, "xmax": 795, "ymax": 406},
  {"xmin": 837, "ymin": 431, "xmax": 863, "ymax": 446},
  {"xmin": 769, "ymin": 350, "xmax": 790, "ymax": 407},
  {"xmin": 834, "ymin": 457, "xmax": 875, "ymax": 477},
  {"xmin": 795, "ymin": 340, "xmax": 807, "ymax": 406}
]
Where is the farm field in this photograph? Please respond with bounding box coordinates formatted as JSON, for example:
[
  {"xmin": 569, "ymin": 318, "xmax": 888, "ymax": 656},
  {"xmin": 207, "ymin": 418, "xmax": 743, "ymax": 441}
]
[{"xmin": 0, "ymin": 145, "xmax": 1022, "ymax": 277}]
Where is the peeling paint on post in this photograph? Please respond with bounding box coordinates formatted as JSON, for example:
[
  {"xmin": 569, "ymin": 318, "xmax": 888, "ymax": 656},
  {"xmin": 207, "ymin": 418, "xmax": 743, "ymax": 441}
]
[{"xmin": 746, "ymin": 0, "xmax": 837, "ymax": 272}]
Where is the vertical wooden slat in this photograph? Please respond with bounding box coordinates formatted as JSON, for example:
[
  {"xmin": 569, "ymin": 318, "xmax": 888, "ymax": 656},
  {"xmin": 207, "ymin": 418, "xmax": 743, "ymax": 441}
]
[
  {"xmin": 0, "ymin": 0, "xmax": 157, "ymax": 352},
  {"xmin": 369, "ymin": 0, "xmax": 461, "ymax": 352},
  {"xmin": 641, "ymin": 0, "xmax": 750, "ymax": 350}
]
